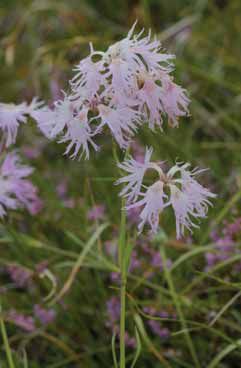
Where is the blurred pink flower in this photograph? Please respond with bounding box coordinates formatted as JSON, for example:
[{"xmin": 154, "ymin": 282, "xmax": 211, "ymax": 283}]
[
  {"xmin": 8, "ymin": 310, "xmax": 35, "ymax": 332},
  {"xmin": 6, "ymin": 264, "xmax": 32, "ymax": 288},
  {"xmin": 56, "ymin": 179, "xmax": 68, "ymax": 199},
  {"xmin": 34, "ymin": 305, "xmax": 56, "ymax": 326},
  {"xmin": 87, "ymin": 204, "xmax": 106, "ymax": 221},
  {"xmin": 0, "ymin": 152, "xmax": 41, "ymax": 217},
  {"xmin": 23, "ymin": 146, "xmax": 41, "ymax": 160},
  {"xmin": 63, "ymin": 198, "xmax": 75, "ymax": 208}
]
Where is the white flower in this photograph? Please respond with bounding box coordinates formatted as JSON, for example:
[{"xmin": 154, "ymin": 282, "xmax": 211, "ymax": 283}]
[
  {"xmin": 0, "ymin": 98, "xmax": 44, "ymax": 147},
  {"xmin": 97, "ymin": 104, "xmax": 140, "ymax": 149},
  {"xmin": 116, "ymin": 147, "xmax": 153, "ymax": 202},
  {"xmin": 71, "ymin": 44, "xmax": 104, "ymax": 103},
  {"xmin": 59, "ymin": 110, "xmax": 99, "ymax": 160},
  {"xmin": 126, "ymin": 180, "xmax": 166, "ymax": 233}
]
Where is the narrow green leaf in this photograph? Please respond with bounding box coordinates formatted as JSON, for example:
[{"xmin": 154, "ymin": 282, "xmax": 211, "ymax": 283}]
[{"xmin": 130, "ymin": 327, "xmax": 142, "ymax": 368}]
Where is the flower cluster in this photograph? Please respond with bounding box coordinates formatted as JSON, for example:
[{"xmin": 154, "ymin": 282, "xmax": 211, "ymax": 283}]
[
  {"xmin": 116, "ymin": 147, "xmax": 215, "ymax": 238},
  {"xmin": 34, "ymin": 23, "xmax": 189, "ymax": 159},
  {"xmin": 0, "ymin": 152, "xmax": 41, "ymax": 217}
]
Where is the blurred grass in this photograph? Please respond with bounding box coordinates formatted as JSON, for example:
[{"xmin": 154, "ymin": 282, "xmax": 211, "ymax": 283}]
[{"xmin": 0, "ymin": 0, "xmax": 241, "ymax": 367}]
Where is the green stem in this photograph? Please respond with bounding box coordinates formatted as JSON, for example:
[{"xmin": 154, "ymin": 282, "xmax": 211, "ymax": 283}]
[
  {"xmin": 119, "ymin": 200, "xmax": 127, "ymax": 368},
  {"xmin": 0, "ymin": 305, "xmax": 15, "ymax": 368},
  {"xmin": 161, "ymin": 247, "xmax": 201, "ymax": 368}
]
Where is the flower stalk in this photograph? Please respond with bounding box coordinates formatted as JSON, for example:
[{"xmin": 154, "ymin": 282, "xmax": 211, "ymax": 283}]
[
  {"xmin": 119, "ymin": 198, "xmax": 127, "ymax": 368},
  {"xmin": 0, "ymin": 304, "xmax": 15, "ymax": 368}
]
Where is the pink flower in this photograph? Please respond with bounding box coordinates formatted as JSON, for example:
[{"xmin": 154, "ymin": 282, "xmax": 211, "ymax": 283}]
[
  {"xmin": 36, "ymin": 97, "xmax": 99, "ymax": 159},
  {"xmin": 180, "ymin": 166, "xmax": 215, "ymax": 217},
  {"xmin": 97, "ymin": 104, "xmax": 140, "ymax": 149},
  {"xmin": 169, "ymin": 184, "xmax": 198, "ymax": 239},
  {"xmin": 0, "ymin": 98, "xmax": 43, "ymax": 147},
  {"xmin": 127, "ymin": 181, "xmax": 166, "ymax": 233},
  {"xmin": 104, "ymin": 22, "xmax": 173, "ymax": 78},
  {"xmin": 0, "ymin": 152, "xmax": 41, "ymax": 217},
  {"xmin": 160, "ymin": 75, "xmax": 190, "ymax": 127},
  {"xmin": 33, "ymin": 95, "xmax": 76, "ymax": 139},
  {"xmin": 131, "ymin": 31, "xmax": 174, "ymax": 72},
  {"xmin": 59, "ymin": 114, "xmax": 99, "ymax": 160},
  {"xmin": 117, "ymin": 147, "xmax": 215, "ymax": 238},
  {"xmin": 116, "ymin": 147, "xmax": 153, "ymax": 202},
  {"xmin": 31, "ymin": 106, "xmax": 56, "ymax": 139},
  {"xmin": 71, "ymin": 45, "xmax": 104, "ymax": 103},
  {"xmin": 136, "ymin": 71, "xmax": 164, "ymax": 129}
]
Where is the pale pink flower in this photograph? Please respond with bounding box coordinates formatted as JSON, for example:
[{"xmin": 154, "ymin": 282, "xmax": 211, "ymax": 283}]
[
  {"xmin": 27, "ymin": 97, "xmax": 44, "ymax": 115},
  {"xmin": 103, "ymin": 25, "xmax": 138, "ymax": 82},
  {"xmin": 31, "ymin": 106, "xmax": 56, "ymax": 139},
  {"xmin": 59, "ymin": 113, "xmax": 99, "ymax": 160},
  {"xmin": 117, "ymin": 148, "xmax": 215, "ymax": 238},
  {"xmin": 180, "ymin": 166, "xmax": 215, "ymax": 217},
  {"xmin": 97, "ymin": 104, "xmax": 140, "ymax": 148},
  {"xmin": 36, "ymin": 97, "xmax": 99, "ymax": 159},
  {"xmin": 160, "ymin": 76, "xmax": 190, "ymax": 127},
  {"xmin": 105, "ymin": 57, "xmax": 134, "ymax": 99},
  {"xmin": 0, "ymin": 98, "xmax": 42, "ymax": 147},
  {"xmin": 116, "ymin": 147, "xmax": 153, "ymax": 202},
  {"xmin": 104, "ymin": 23, "xmax": 173, "ymax": 77},
  {"xmin": 71, "ymin": 45, "xmax": 104, "ymax": 102},
  {"xmin": 34, "ymin": 96, "xmax": 77, "ymax": 139},
  {"xmin": 131, "ymin": 31, "xmax": 174, "ymax": 72},
  {"xmin": 127, "ymin": 181, "xmax": 166, "ymax": 233},
  {"xmin": 136, "ymin": 72, "xmax": 164, "ymax": 129},
  {"xmin": 168, "ymin": 164, "xmax": 216, "ymax": 238},
  {"xmin": 0, "ymin": 152, "xmax": 41, "ymax": 217},
  {"xmin": 169, "ymin": 184, "xmax": 198, "ymax": 239},
  {"xmin": 49, "ymin": 95, "xmax": 76, "ymax": 138}
]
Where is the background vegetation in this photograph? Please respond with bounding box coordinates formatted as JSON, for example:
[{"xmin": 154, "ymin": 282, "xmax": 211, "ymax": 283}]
[{"xmin": 0, "ymin": 0, "xmax": 241, "ymax": 367}]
